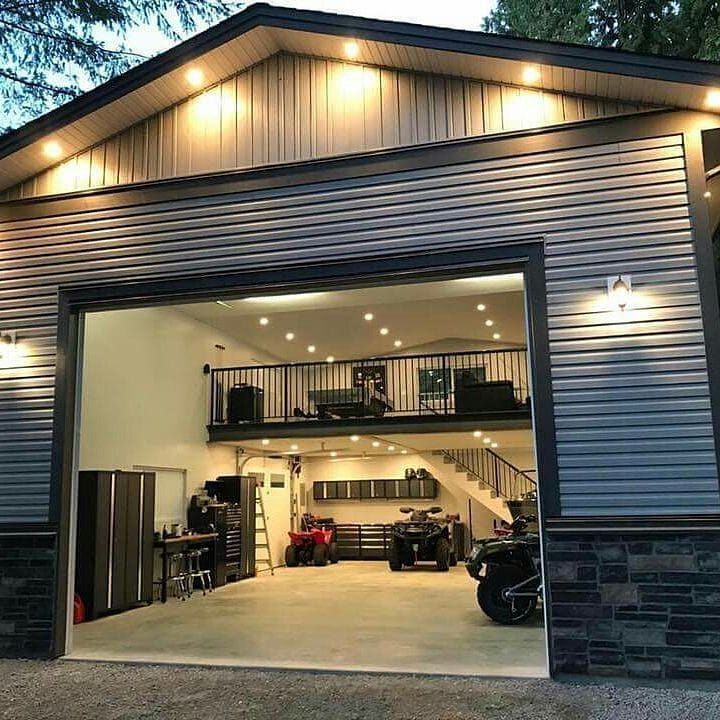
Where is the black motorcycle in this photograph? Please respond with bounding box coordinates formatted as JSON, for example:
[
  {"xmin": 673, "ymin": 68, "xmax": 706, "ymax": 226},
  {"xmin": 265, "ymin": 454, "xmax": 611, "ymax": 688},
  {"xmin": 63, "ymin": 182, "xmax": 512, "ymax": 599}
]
[
  {"xmin": 465, "ymin": 515, "xmax": 542, "ymax": 624},
  {"xmin": 388, "ymin": 506, "xmax": 456, "ymax": 572}
]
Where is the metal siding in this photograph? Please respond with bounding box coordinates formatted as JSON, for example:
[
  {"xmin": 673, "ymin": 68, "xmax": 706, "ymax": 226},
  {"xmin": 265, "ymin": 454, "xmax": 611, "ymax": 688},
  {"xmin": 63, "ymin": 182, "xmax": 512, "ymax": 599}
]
[
  {"xmin": 0, "ymin": 133, "xmax": 717, "ymax": 521},
  {"xmin": 3, "ymin": 53, "xmax": 651, "ymax": 202}
]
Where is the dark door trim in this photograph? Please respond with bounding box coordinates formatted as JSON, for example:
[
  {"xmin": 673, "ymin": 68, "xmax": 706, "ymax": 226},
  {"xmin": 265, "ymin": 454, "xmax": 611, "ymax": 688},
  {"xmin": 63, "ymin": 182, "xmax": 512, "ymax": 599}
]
[{"xmin": 49, "ymin": 240, "xmax": 559, "ymax": 661}]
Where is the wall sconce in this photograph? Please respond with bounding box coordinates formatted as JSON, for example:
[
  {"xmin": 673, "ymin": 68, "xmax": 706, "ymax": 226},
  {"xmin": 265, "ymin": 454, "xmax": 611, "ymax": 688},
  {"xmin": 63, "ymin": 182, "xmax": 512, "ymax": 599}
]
[
  {"xmin": 607, "ymin": 274, "xmax": 631, "ymax": 311},
  {"xmin": 0, "ymin": 331, "xmax": 19, "ymax": 366}
]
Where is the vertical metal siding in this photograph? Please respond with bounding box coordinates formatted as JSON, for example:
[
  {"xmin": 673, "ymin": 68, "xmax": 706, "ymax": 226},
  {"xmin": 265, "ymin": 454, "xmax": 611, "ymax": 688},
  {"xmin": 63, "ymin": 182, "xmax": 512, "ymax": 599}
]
[
  {"xmin": 2, "ymin": 52, "xmax": 649, "ymax": 201},
  {"xmin": 0, "ymin": 133, "xmax": 717, "ymax": 520}
]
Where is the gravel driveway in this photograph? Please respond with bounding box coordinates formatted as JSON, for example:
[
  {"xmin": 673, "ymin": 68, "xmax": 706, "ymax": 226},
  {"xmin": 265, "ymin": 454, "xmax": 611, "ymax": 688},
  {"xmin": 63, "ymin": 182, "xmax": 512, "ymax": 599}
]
[{"xmin": 1, "ymin": 660, "xmax": 719, "ymax": 720}]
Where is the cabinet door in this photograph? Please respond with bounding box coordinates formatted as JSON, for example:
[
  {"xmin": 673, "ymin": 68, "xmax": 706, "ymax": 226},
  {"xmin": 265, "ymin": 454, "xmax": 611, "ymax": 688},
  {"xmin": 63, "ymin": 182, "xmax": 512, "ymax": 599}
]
[
  {"xmin": 110, "ymin": 473, "xmax": 128, "ymax": 610},
  {"xmin": 123, "ymin": 472, "xmax": 142, "ymax": 607},
  {"xmin": 140, "ymin": 473, "xmax": 156, "ymax": 602}
]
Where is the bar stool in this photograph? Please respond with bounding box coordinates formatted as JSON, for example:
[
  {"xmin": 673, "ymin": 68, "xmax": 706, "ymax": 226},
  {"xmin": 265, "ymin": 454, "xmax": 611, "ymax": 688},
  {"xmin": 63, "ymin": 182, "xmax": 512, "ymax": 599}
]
[
  {"xmin": 184, "ymin": 549, "xmax": 213, "ymax": 596},
  {"xmin": 168, "ymin": 552, "xmax": 190, "ymax": 600}
]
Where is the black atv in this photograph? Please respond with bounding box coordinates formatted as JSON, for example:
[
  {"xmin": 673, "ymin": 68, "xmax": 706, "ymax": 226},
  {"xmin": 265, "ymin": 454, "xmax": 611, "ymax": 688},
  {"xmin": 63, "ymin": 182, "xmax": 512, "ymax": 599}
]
[
  {"xmin": 388, "ymin": 506, "xmax": 456, "ymax": 572},
  {"xmin": 465, "ymin": 515, "xmax": 542, "ymax": 624}
]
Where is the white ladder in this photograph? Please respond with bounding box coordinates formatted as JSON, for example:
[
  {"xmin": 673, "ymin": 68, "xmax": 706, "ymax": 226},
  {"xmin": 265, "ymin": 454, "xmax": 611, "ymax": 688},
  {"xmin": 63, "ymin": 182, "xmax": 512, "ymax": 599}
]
[{"xmin": 255, "ymin": 485, "xmax": 274, "ymax": 575}]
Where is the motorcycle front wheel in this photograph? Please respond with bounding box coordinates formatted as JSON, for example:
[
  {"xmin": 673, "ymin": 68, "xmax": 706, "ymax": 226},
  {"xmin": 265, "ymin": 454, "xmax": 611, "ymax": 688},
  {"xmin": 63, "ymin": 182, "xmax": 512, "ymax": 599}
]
[{"xmin": 477, "ymin": 564, "xmax": 538, "ymax": 625}]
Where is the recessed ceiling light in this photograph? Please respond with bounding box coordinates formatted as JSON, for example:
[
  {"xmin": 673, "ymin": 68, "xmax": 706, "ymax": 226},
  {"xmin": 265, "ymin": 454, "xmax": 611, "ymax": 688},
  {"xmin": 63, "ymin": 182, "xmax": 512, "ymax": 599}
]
[
  {"xmin": 476, "ymin": 303, "xmax": 486, "ymax": 311},
  {"xmin": 186, "ymin": 67, "xmax": 204, "ymax": 87},
  {"xmin": 350, "ymin": 435, "xmax": 360, "ymax": 442},
  {"xmin": 261, "ymin": 439, "xmax": 270, "ymax": 446},
  {"xmin": 394, "ymin": 340, "xmax": 402, "ymax": 348},
  {"xmin": 493, "ymin": 332, "xmax": 501, "ymax": 340},
  {"xmin": 330, "ymin": 451, "xmax": 338, "ymax": 457},
  {"xmin": 372, "ymin": 440, "xmax": 380, "ymax": 447},
  {"xmin": 344, "ymin": 40, "xmax": 360, "ymax": 59},
  {"xmin": 485, "ymin": 319, "xmax": 494, "ymax": 327},
  {"xmin": 364, "ymin": 312, "xmax": 374, "ymax": 321},
  {"xmin": 400, "ymin": 449, "xmax": 408, "ymax": 455},
  {"xmin": 307, "ymin": 345, "xmax": 316, "ymax": 353},
  {"xmin": 380, "ymin": 327, "xmax": 389, "ymax": 335},
  {"xmin": 43, "ymin": 141, "xmax": 62, "ymax": 159},
  {"xmin": 326, "ymin": 355, "xmax": 335, "ymax": 363},
  {"xmin": 285, "ymin": 332, "xmax": 295, "ymax": 341},
  {"xmin": 707, "ymin": 89, "xmax": 720, "ymax": 108},
  {"xmin": 290, "ymin": 443, "xmax": 299, "ymax": 451},
  {"xmin": 473, "ymin": 430, "xmax": 483, "ymax": 438},
  {"xmin": 259, "ymin": 317, "xmax": 269, "ymax": 326},
  {"xmin": 388, "ymin": 445, "xmax": 395, "ymax": 451},
  {"xmin": 491, "ymin": 442, "xmax": 498, "ymax": 448},
  {"xmin": 522, "ymin": 65, "xmax": 541, "ymax": 84},
  {"xmin": 704, "ymin": 190, "xmax": 712, "ymax": 199},
  {"xmin": 483, "ymin": 437, "xmax": 491, "ymax": 444}
]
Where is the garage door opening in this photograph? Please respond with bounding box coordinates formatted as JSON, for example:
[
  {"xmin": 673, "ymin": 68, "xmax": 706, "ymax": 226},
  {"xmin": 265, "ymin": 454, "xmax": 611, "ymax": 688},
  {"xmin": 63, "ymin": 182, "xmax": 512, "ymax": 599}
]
[{"xmin": 66, "ymin": 268, "xmax": 548, "ymax": 677}]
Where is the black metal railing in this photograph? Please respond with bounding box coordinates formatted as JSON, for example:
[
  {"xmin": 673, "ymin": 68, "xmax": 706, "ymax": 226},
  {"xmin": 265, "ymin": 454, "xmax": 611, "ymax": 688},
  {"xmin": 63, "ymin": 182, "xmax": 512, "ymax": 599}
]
[
  {"xmin": 443, "ymin": 447, "xmax": 536, "ymax": 501},
  {"xmin": 209, "ymin": 348, "xmax": 529, "ymax": 426}
]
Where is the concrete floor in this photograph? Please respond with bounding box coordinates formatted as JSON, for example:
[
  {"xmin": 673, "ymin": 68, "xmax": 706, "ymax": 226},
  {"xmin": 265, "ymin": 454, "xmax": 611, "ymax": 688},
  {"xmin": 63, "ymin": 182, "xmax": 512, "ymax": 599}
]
[{"xmin": 70, "ymin": 562, "xmax": 547, "ymax": 677}]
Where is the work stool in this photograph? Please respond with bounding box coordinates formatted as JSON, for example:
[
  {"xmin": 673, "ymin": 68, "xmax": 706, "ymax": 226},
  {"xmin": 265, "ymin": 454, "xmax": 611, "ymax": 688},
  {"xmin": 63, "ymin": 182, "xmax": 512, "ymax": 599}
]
[
  {"xmin": 168, "ymin": 552, "xmax": 190, "ymax": 600},
  {"xmin": 184, "ymin": 549, "xmax": 213, "ymax": 596}
]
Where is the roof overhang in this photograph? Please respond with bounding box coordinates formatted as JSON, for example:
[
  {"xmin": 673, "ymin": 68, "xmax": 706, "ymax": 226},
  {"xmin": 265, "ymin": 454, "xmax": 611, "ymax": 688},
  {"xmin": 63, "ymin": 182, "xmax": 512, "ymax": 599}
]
[{"xmin": 3, "ymin": 1, "xmax": 720, "ymax": 190}]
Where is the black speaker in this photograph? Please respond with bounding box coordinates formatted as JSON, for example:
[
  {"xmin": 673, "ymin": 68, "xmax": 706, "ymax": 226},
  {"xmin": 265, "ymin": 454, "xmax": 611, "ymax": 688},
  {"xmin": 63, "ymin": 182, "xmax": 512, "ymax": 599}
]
[{"xmin": 228, "ymin": 384, "xmax": 264, "ymax": 423}]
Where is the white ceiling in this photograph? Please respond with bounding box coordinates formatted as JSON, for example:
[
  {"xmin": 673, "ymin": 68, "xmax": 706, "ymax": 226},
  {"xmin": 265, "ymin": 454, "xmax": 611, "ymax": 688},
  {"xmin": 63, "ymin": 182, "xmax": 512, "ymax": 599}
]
[{"xmin": 176, "ymin": 273, "xmax": 526, "ymax": 362}]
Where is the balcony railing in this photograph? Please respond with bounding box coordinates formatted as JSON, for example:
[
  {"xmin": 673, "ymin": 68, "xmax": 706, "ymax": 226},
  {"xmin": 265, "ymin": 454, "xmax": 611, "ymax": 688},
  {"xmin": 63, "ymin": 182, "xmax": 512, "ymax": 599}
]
[{"xmin": 209, "ymin": 348, "xmax": 529, "ymax": 427}]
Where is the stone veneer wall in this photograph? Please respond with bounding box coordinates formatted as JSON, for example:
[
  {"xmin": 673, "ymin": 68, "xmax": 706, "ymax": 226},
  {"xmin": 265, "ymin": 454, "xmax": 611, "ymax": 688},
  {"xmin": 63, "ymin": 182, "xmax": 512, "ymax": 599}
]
[
  {"xmin": 0, "ymin": 533, "xmax": 57, "ymax": 657},
  {"xmin": 547, "ymin": 531, "xmax": 720, "ymax": 679}
]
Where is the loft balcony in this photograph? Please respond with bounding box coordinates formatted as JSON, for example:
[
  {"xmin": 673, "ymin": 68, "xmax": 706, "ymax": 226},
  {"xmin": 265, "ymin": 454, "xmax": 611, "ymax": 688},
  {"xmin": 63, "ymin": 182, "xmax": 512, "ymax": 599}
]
[{"xmin": 207, "ymin": 348, "xmax": 531, "ymax": 441}]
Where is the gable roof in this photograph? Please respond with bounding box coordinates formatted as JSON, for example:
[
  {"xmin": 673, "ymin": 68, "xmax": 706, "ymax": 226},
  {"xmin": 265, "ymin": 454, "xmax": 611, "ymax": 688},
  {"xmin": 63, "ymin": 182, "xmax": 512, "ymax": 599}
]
[{"xmin": 2, "ymin": 1, "xmax": 720, "ymax": 190}]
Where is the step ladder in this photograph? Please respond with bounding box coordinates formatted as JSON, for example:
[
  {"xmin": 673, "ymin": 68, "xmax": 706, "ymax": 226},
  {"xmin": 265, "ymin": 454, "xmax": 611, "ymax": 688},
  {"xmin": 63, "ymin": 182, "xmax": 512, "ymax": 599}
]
[{"xmin": 255, "ymin": 485, "xmax": 274, "ymax": 575}]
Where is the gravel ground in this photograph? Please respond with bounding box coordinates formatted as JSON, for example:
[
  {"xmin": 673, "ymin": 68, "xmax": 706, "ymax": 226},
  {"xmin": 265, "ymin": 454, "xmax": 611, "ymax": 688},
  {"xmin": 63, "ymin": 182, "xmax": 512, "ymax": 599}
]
[{"xmin": 1, "ymin": 660, "xmax": 720, "ymax": 720}]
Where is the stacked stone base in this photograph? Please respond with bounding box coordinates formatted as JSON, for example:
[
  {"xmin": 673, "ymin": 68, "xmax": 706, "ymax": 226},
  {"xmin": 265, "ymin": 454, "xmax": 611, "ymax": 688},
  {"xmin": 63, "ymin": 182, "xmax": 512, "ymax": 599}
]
[
  {"xmin": 0, "ymin": 533, "xmax": 57, "ymax": 657},
  {"xmin": 547, "ymin": 530, "xmax": 720, "ymax": 679}
]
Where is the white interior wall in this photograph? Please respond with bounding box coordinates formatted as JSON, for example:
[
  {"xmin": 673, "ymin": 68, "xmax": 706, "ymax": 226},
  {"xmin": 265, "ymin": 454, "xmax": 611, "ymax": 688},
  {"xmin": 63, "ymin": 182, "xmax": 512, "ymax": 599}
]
[
  {"xmin": 304, "ymin": 453, "xmax": 499, "ymax": 536},
  {"xmin": 79, "ymin": 306, "xmax": 273, "ymax": 522}
]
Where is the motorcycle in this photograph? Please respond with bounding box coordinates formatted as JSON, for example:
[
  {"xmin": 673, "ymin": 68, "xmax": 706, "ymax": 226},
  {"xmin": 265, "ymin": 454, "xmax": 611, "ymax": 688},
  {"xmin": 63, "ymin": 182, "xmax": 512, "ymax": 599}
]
[{"xmin": 465, "ymin": 515, "xmax": 542, "ymax": 624}]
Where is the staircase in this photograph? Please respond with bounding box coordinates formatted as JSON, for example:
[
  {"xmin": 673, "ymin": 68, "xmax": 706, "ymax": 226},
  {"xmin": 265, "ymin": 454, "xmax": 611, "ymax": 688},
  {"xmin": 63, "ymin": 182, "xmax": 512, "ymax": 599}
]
[{"xmin": 419, "ymin": 448, "xmax": 536, "ymax": 524}]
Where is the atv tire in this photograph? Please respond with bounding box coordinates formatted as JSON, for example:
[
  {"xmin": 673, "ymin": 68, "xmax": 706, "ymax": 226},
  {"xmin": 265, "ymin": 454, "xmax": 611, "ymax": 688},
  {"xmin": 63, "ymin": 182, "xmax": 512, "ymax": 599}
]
[
  {"xmin": 313, "ymin": 542, "xmax": 329, "ymax": 566},
  {"xmin": 388, "ymin": 542, "xmax": 403, "ymax": 571},
  {"xmin": 477, "ymin": 564, "xmax": 538, "ymax": 625},
  {"xmin": 285, "ymin": 545, "xmax": 299, "ymax": 567},
  {"xmin": 328, "ymin": 541, "xmax": 339, "ymax": 564},
  {"xmin": 435, "ymin": 537, "xmax": 451, "ymax": 572},
  {"xmin": 449, "ymin": 551, "xmax": 458, "ymax": 567}
]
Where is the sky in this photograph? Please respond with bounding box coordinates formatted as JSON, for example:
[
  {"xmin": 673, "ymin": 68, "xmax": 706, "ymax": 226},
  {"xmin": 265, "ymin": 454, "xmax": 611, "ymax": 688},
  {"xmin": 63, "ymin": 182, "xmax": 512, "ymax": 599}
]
[{"xmin": 122, "ymin": 0, "xmax": 496, "ymax": 58}]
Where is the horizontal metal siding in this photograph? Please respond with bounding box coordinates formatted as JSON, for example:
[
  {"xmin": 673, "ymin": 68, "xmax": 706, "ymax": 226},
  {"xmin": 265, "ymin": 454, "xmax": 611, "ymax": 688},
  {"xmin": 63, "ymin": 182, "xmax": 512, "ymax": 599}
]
[
  {"xmin": 0, "ymin": 133, "xmax": 717, "ymax": 520},
  {"xmin": 2, "ymin": 52, "xmax": 649, "ymax": 201}
]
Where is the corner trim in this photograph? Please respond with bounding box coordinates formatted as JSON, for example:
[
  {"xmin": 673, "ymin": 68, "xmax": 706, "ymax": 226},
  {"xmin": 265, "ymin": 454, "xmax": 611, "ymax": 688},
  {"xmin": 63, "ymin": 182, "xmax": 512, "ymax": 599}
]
[{"xmin": 546, "ymin": 515, "xmax": 720, "ymax": 533}]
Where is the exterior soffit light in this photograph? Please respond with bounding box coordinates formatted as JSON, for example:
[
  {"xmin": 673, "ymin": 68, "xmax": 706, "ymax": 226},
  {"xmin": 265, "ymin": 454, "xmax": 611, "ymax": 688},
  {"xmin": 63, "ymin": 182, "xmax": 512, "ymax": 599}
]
[
  {"xmin": 522, "ymin": 65, "xmax": 541, "ymax": 85},
  {"xmin": 43, "ymin": 141, "xmax": 62, "ymax": 159},
  {"xmin": 608, "ymin": 274, "xmax": 632, "ymax": 311},
  {"xmin": 344, "ymin": 41, "xmax": 360, "ymax": 59}
]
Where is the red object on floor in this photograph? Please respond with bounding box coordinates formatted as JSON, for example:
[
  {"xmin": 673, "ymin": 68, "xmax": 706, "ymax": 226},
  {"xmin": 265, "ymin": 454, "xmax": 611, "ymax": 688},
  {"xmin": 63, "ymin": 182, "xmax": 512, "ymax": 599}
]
[{"xmin": 73, "ymin": 593, "xmax": 86, "ymax": 624}]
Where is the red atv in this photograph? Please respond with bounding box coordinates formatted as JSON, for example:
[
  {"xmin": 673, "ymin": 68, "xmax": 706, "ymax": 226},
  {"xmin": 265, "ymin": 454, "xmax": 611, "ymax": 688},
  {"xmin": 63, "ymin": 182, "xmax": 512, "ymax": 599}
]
[{"xmin": 285, "ymin": 515, "xmax": 339, "ymax": 567}]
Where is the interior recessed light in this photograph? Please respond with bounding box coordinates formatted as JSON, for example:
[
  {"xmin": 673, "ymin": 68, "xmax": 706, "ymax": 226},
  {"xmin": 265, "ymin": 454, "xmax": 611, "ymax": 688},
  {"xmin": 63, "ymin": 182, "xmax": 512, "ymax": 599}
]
[
  {"xmin": 344, "ymin": 40, "xmax": 360, "ymax": 59},
  {"xmin": 522, "ymin": 65, "xmax": 541, "ymax": 84},
  {"xmin": 350, "ymin": 435, "xmax": 360, "ymax": 442},
  {"xmin": 43, "ymin": 141, "xmax": 62, "ymax": 159},
  {"xmin": 285, "ymin": 332, "xmax": 295, "ymax": 341},
  {"xmin": 259, "ymin": 317, "xmax": 269, "ymax": 326},
  {"xmin": 485, "ymin": 319, "xmax": 494, "ymax": 327},
  {"xmin": 326, "ymin": 355, "xmax": 335, "ymax": 363},
  {"xmin": 372, "ymin": 440, "xmax": 380, "ymax": 447},
  {"xmin": 393, "ymin": 340, "xmax": 402, "ymax": 348},
  {"xmin": 290, "ymin": 444, "xmax": 299, "ymax": 451},
  {"xmin": 261, "ymin": 439, "xmax": 270, "ymax": 446},
  {"xmin": 704, "ymin": 190, "xmax": 712, "ymax": 199},
  {"xmin": 307, "ymin": 345, "xmax": 316, "ymax": 353},
  {"xmin": 473, "ymin": 430, "xmax": 483, "ymax": 438},
  {"xmin": 400, "ymin": 449, "xmax": 408, "ymax": 455},
  {"xmin": 364, "ymin": 312, "xmax": 374, "ymax": 321},
  {"xmin": 387, "ymin": 445, "xmax": 395, "ymax": 451},
  {"xmin": 186, "ymin": 67, "xmax": 204, "ymax": 87},
  {"xmin": 483, "ymin": 437, "xmax": 491, "ymax": 444},
  {"xmin": 707, "ymin": 89, "xmax": 720, "ymax": 109},
  {"xmin": 380, "ymin": 327, "xmax": 389, "ymax": 335},
  {"xmin": 491, "ymin": 442, "xmax": 498, "ymax": 448},
  {"xmin": 476, "ymin": 303, "xmax": 486, "ymax": 311},
  {"xmin": 493, "ymin": 332, "xmax": 501, "ymax": 340},
  {"xmin": 330, "ymin": 451, "xmax": 338, "ymax": 457}
]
